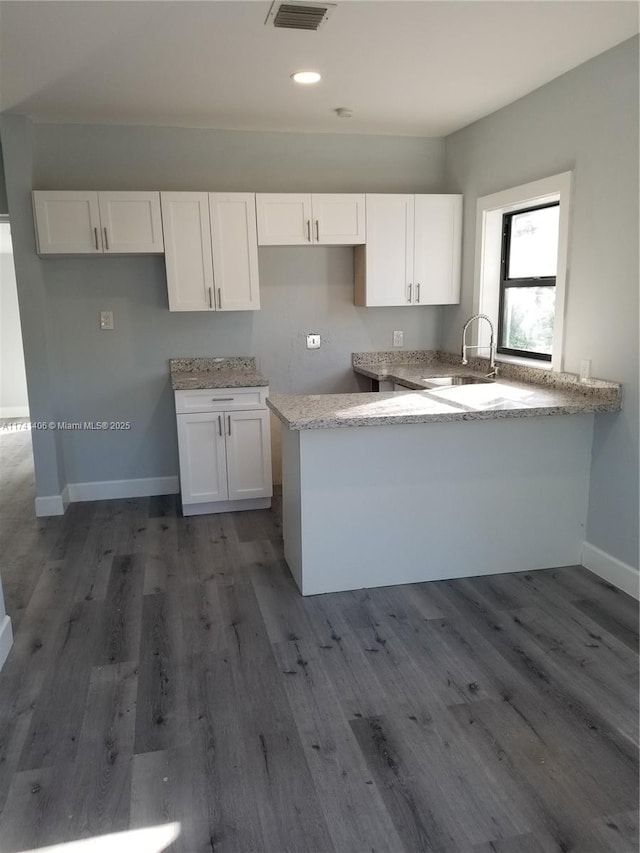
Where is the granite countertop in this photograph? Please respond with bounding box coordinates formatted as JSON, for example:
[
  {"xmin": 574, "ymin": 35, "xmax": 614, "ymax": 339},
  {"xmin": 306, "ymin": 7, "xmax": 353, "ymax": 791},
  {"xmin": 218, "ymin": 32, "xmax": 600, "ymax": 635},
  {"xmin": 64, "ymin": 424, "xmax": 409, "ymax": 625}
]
[
  {"xmin": 170, "ymin": 357, "xmax": 269, "ymax": 390},
  {"xmin": 267, "ymin": 350, "xmax": 621, "ymax": 430}
]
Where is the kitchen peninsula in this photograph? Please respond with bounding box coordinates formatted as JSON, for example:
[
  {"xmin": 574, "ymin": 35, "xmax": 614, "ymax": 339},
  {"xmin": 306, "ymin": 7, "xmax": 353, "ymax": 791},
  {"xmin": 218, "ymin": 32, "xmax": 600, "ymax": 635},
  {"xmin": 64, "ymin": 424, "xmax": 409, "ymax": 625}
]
[{"xmin": 267, "ymin": 352, "xmax": 621, "ymax": 596}]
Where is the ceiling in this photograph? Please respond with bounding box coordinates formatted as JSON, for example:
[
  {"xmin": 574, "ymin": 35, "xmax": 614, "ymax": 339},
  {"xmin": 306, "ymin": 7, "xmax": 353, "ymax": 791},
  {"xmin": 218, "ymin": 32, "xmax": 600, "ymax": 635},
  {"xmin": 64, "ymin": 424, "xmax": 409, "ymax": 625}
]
[{"xmin": 0, "ymin": 1, "xmax": 638, "ymax": 137}]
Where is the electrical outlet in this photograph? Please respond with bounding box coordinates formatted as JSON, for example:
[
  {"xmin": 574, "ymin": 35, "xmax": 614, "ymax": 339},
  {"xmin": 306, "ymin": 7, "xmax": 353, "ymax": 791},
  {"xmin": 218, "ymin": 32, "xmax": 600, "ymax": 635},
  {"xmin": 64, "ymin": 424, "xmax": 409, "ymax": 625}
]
[
  {"xmin": 306, "ymin": 334, "xmax": 321, "ymax": 350},
  {"xmin": 100, "ymin": 311, "xmax": 114, "ymax": 330},
  {"xmin": 393, "ymin": 330, "xmax": 404, "ymax": 347}
]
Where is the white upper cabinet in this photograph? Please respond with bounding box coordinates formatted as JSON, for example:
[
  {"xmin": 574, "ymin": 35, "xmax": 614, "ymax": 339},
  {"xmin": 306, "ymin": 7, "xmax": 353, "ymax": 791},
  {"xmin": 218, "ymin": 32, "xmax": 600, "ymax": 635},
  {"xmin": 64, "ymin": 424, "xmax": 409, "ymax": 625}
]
[
  {"xmin": 162, "ymin": 192, "xmax": 214, "ymax": 312},
  {"xmin": 355, "ymin": 194, "xmax": 413, "ymax": 306},
  {"xmin": 209, "ymin": 193, "xmax": 260, "ymax": 311},
  {"xmin": 413, "ymin": 195, "xmax": 462, "ymax": 305},
  {"xmin": 32, "ymin": 191, "xmax": 102, "ymax": 254},
  {"xmin": 256, "ymin": 193, "xmax": 365, "ymax": 245},
  {"xmin": 161, "ymin": 191, "xmax": 260, "ymax": 312},
  {"xmin": 354, "ymin": 194, "xmax": 462, "ymax": 307},
  {"xmin": 256, "ymin": 194, "xmax": 312, "ymax": 245},
  {"xmin": 311, "ymin": 194, "xmax": 366, "ymax": 245},
  {"xmin": 32, "ymin": 191, "xmax": 163, "ymax": 255},
  {"xmin": 97, "ymin": 192, "xmax": 164, "ymax": 254}
]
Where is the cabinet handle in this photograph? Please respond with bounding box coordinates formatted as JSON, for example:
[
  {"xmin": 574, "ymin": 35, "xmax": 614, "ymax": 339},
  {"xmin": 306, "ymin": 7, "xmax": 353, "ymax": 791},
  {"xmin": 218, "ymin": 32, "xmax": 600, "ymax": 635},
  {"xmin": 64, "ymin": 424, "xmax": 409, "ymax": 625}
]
[
  {"xmin": 94, "ymin": 227, "xmax": 99, "ymax": 251},
  {"xmin": 315, "ymin": 220, "xmax": 320, "ymax": 242},
  {"xmin": 227, "ymin": 415, "xmax": 231, "ymax": 436},
  {"xmin": 218, "ymin": 415, "xmax": 222, "ymax": 436},
  {"xmin": 416, "ymin": 283, "xmax": 420, "ymax": 303},
  {"xmin": 407, "ymin": 283, "xmax": 412, "ymax": 303},
  {"xmin": 208, "ymin": 287, "xmax": 213, "ymax": 309},
  {"xmin": 103, "ymin": 227, "xmax": 109, "ymax": 251},
  {"xmin": 306, "ymin": 220, "xmax": 311, "ymax": 242},
  {"xmin": 218, "ymin": 288, "xmax": 222, "ymax": 310},
  {"xmin": 211, "ymin": 397, "xmax": 234, "ymax": 402}
]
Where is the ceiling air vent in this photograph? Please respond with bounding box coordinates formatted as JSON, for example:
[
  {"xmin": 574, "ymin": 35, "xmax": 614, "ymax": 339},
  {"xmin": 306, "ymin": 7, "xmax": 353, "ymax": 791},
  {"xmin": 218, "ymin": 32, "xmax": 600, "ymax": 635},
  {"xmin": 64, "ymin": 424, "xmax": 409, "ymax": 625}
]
[{"xmin": 265, "ymin": 2, "xmax": 337, "ymax": 31}]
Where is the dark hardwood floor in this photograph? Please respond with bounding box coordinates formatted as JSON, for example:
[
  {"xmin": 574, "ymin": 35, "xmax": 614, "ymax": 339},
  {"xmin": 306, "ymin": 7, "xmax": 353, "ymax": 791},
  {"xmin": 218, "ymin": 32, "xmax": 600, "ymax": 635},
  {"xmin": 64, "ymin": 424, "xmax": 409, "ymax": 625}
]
[{"xmin": 0, "ymin": 422, "xmax": 638, "ymax": 852}]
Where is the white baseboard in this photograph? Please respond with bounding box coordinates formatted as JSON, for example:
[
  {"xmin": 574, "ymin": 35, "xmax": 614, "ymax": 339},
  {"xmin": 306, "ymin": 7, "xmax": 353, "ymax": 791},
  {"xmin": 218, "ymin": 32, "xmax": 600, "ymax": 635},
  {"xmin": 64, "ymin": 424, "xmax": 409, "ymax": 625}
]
[
  {"xmin": 0, "ymin": 615, "xmax": 13, "ymax": 672},
  {"xmin": 582, "ymin": 541, "xmax": 639, "ymax": 600},
  {"xmin": 182, "ymin": 496, "xmax": 271, "ymax": 516},
  {"xmin": 67, "ymin": 476, "xmax": 179, "ymax": 503},
  {"xmin": 34, "ymin": 476, "xmax": 179, "ymax": 516},
  {"xmin": 35, "ymin": 494, "xmax": 66, "ymax": 516},
  {"xmin": 0, "ymin": 406, "xmax": 29, "ymax": 419}
]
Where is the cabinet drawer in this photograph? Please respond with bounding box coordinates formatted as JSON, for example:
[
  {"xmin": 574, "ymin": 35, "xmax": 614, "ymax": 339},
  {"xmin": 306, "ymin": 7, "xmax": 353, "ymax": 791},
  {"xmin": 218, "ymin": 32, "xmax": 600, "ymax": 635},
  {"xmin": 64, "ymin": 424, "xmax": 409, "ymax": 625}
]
[{"xmin": 175, "ymin": 386, "xmax": 268, "ymax": 413}]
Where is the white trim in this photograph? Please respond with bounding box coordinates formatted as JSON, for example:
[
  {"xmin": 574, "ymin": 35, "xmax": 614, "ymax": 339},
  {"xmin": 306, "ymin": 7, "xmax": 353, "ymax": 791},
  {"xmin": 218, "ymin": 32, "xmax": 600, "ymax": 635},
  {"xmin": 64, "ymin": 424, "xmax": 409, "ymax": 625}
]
[
  {"xmin": 35, "ymin": 494, "xmax": 66, "ymax": 516},
  {"xmin": 34, "ymin": 477, "xmax": 179, "ymax": 515},
  {"xmin": 582, "ymin": 541, "xmax": 639, "ymax": 600},
  {"xmin": 67, "ymin": 476, "xmax": 179, "ymax": 502},
  {"xmin": 0, "ymin": 406, "xmax": 29, "ymax": 418},
  {"xmin": 182, "ymin": 496, "xmax": 271, "ymax": 516},
  {"xmin": 474, "ymin": 171, "xmax": 573, "ymax": 372},
  {"xmin": 0, "ymin": 615, "xmax": 13, "ymax": 672}
]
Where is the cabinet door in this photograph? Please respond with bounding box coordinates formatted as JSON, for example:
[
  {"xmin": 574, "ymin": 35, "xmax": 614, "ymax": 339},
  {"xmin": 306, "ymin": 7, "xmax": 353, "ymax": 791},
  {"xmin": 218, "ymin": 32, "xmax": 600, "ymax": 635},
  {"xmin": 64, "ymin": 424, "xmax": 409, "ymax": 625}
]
[
  {"xmin": 256, "ymin": 194, "xmax": 313, "ymax": 245},
  {"xmin": 413, "ymin": 195, "xmax": 462, "ymax": 305},
  {"xmin": 177, "ymin": 413, "xmax": 228, "ymax": 504},
  {"xmin": 209, "ymin": 193, "xmax": 260, "ymax": 311},
  {"xmin": 32, "ymin": 191, "xmax": 102, "ymax": 254},
  {"xmin": 311, "ymin": 194, "xmax": 366, "ymax": 244},
  {"xmin": 98, "ymin": 192, "xmax": 164, "ymax": 254},
  {"xmin": 225, "ymin": 410, "xmax": 272, "ymax": 502},
  {"xmin": 355, "ymin": 195, "xmax": 414, "ymax": 306},
  {"xmin": 161, "ymin": 193, "xmax": 214, "ymax": 312}
]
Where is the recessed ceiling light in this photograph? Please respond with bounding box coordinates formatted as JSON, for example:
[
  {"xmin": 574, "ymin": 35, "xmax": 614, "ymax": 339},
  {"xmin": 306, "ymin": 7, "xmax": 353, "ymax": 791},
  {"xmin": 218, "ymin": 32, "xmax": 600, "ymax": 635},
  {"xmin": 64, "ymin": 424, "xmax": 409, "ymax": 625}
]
[{"xmin": 291, "ymin": 71, "xmax": 322, "ymax": 85}]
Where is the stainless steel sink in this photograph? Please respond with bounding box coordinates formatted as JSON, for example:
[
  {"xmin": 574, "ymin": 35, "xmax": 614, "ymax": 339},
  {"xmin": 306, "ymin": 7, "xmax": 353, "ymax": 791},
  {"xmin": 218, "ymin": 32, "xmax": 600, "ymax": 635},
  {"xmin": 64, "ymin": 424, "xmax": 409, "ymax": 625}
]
[{"xmin": 422, "ymin": 374, "xmax": 494, "ymax": 387}]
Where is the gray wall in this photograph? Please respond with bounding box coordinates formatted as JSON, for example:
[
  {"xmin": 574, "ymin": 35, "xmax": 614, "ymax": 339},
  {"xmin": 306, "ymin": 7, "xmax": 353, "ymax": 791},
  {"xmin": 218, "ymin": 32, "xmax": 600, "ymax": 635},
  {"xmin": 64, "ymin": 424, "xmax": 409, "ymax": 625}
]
[
  {"xmin": 0, "ymin": 223, "xmax": 29, "ymax": 416},
  {"xmin": 1, "ymin": 115, "xmax": 67, "ymax": 498},
  {"xmin": 3, "ymin": 119, "xmax": 445, "ymax": 488},
  {"xmin": 442, "ymin": 36, "xmax": 639, "ymax": 570},
  {"xmin": 0, "ymin": 142, "xmax": 8, "ymax": 216}
]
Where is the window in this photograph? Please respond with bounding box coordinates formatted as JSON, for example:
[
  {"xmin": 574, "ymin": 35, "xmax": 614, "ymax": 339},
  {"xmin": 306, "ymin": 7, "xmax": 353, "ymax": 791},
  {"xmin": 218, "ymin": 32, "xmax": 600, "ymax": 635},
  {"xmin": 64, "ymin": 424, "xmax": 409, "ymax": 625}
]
[
  {"xmin": 474, "ymin": 172, "xmax": 572, "ymax": 372},
  {"xmin": 498, "ymin": 202, "xmax": 560, "ymax": 361}
]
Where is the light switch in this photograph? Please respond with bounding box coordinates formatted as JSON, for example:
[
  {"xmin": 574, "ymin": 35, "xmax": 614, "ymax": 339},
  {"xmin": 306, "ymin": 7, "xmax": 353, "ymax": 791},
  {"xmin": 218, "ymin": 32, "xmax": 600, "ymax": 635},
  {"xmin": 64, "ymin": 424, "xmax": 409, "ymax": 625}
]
[
  {"xmin": 306, "ymin": 334, "xmax": 321, "ymax": 350},
  {"xmin": 100, "ymin": 311, "xmax": 114, "ymax": 330}
]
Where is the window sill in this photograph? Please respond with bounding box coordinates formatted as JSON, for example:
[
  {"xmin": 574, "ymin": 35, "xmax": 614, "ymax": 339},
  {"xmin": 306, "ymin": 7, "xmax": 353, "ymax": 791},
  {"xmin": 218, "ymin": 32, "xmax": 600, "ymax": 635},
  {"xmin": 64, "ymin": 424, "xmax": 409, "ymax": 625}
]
[{"xmin": 496, "ymin": 353, "xmax": 554, "ymax": 372}]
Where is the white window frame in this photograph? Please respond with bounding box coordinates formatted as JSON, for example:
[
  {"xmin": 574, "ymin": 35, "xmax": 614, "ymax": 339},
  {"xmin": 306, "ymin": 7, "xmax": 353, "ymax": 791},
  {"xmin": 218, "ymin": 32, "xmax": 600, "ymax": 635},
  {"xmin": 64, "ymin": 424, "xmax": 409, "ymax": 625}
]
[{"xmin": 473, "ymin": 171, "xmax": 572, "ymax": 372}]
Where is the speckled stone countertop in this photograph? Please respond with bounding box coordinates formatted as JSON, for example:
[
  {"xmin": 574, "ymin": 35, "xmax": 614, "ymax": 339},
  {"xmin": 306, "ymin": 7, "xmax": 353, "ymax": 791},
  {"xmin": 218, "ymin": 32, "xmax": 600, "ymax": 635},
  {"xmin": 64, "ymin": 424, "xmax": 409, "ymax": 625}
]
[
  {"xmin": 267, "ymin": 350, "xmax": 621, "ymax": 430},
  {"xmin": 352, "ymin": 349, "xmax": 621, "ymax": 402},
  {"xmin": 170, "ymin": 357, "xmax": 269, "ymax": 390}
]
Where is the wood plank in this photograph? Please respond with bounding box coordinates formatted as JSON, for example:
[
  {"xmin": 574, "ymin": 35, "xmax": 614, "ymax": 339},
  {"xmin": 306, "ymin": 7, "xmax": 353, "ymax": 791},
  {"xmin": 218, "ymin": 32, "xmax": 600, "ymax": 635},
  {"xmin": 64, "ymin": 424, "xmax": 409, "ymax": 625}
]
[
  {"xmin": 244, "ymin": 539, "xmax": 321, "ymax": 644},
  {"xmin": 273, "ymin": 639, "xmax": 405, "ymax": 853},
  {"xmin": 572, "ymin": 597, "xmax": 639, "ymax": 653},
  {"xmin": 18, "ymin": 599, "xmax": 103, "ymax": 771},
  {"xmin": 447, "ymin": 697, "xmax": 635, "ymax": 852},
  {"xmin": 63, "ymin": 662, "xmax": 137, "ymax": 841},
  {"xmin": 72, "ymin": 498, "xmax": 122, "ymax": 603},
  {"xmin": 215, "ymin": 575, "xmax": 335, "ymax": 853},
  {"xmin": 133, "ymin": 593, "xmax": 181, "ymax": 755},
  {"xmin": 141, "ymin": 516, "xmax": 178, "ymax": 595},
  {"xmin": 425, "ymin": 579, "xmax": 638, "ymax": 767},
  {"xmin": 350, "ymin": 714, "xmax": 459, "ymax": 852},
  {"xmin": 0, "ymin": 766, "xmax": 72, "ymax": 851},
  {"xmin": 94, "ymin": 553, "xmax": 144, "ymax": 666}
]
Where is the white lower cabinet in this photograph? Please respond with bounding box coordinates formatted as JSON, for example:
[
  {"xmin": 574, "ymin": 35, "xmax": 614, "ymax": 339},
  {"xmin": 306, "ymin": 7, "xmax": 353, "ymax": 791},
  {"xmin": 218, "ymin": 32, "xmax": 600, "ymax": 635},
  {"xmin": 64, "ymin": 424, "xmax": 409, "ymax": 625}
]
[{"xmin": 175, "ymin": 387, "xmax": 272, "ymax": 515}]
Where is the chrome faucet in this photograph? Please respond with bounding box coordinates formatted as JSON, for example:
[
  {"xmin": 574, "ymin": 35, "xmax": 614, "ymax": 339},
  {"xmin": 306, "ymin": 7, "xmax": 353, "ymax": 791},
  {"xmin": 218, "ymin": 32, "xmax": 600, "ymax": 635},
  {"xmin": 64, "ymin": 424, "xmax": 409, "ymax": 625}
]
[{"xmin": 461, "ymin": 313, "xmax": 498, "ymax": 377}]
